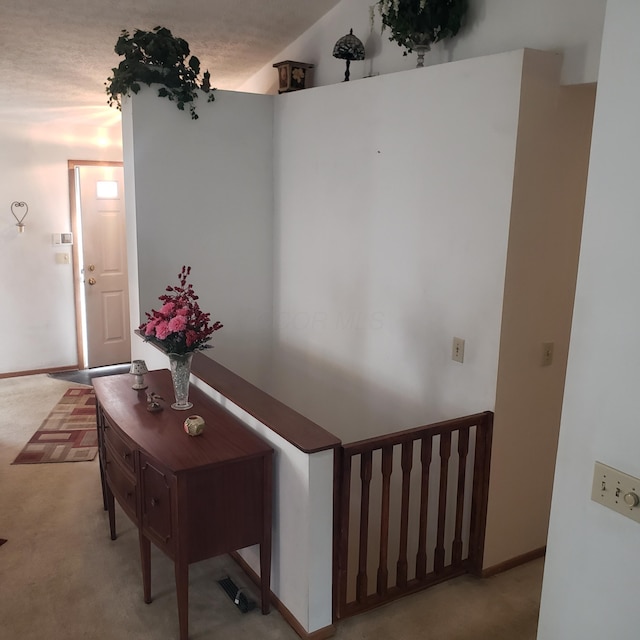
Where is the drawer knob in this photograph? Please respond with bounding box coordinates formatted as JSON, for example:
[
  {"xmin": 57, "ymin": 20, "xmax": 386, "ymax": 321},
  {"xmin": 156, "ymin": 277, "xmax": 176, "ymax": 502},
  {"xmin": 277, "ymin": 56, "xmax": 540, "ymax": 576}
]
[
  {"xmin": 122, "ymin": 452, "xmax": 130, "ymax": 460},
  {"xmin": 150, "ymin": 498, "xmax": 159, "ymax": 507}
]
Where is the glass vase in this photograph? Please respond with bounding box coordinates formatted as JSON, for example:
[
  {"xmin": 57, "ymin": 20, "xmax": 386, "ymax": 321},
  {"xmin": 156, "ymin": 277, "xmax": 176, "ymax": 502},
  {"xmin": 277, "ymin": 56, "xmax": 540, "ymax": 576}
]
[{"xmin": 168, "ymin": 352, "xmax": 194, "ymax": 410}]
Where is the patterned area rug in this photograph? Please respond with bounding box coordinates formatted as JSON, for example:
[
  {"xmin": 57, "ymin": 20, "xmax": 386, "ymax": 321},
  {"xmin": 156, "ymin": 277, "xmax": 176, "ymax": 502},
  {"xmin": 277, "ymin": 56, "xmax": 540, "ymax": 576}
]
[{"xmin": 12, "ymin": 387, "xmax": 98, "ymax": 464}]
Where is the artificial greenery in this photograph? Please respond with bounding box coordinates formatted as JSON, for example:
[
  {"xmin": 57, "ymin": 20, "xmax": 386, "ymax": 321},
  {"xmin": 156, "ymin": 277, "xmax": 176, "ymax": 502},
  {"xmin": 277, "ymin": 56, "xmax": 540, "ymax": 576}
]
[
  {"xmin": 105, "ymin": 26, "xmax": 215, "ymax": 119},
  {"xmin": 372, "ymin": 0, "xmax": 468, "ymax": 54}
]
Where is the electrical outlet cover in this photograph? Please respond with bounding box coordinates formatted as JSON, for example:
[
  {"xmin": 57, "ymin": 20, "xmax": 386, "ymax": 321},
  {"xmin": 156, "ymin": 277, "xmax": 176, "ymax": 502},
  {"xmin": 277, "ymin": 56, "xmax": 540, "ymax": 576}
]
[{"xmin": 452, "ymin": 337, "xmax": 465, "ymax": 363}]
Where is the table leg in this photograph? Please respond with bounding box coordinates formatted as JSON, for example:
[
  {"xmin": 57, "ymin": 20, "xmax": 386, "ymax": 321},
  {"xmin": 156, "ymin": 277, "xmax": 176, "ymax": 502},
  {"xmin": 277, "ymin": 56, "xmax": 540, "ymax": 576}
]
[
  {"xmin": 175, "ymin": 560, "xmax": 189, "ymax": 640},
  {"xmin": 261, "ymin": 455, "xmax": 272, "ymax": 614},
  {"xmin": 96, "ymin": 407, "xmax": 108, "ymax": 511},
  {"xmin": 139, "ymin": 532, "xmax": 152, "ymax": 604},
  {"xmin": 107, "ymin": 487, "xmax": 116, "ymax": 541},
  {"xmin": 99, "ymin": 458, "xmax": 108, "ymax": 511},
  {"xmin": 259, "ymin": 542, "xmax": 271, "ymax": 614}
]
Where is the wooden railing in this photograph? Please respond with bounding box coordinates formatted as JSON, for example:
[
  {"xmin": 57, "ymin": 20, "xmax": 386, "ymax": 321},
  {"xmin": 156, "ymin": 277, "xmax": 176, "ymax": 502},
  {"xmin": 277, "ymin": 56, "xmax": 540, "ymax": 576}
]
[
  {"xmin": 180, "ymin": 350, "xmax": 492, "ymax": 624},
  {"xmin": 335, "ymin": 412, "xmax": 493, "ymax": 619}
]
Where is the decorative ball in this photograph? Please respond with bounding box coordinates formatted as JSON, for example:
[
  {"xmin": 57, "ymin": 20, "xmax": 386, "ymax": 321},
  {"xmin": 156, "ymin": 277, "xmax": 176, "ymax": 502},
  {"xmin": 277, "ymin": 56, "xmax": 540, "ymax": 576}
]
[{"xmin": 183, "ymin": 414, "xmax": 205, "ymax": 436}]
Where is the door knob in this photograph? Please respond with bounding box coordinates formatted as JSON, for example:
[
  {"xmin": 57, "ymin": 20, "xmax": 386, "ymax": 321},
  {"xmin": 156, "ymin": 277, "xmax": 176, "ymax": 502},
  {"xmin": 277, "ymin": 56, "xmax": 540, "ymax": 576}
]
[{"xmin": 88, "ymin": 277, "xmax": 97, "ymax": 285}]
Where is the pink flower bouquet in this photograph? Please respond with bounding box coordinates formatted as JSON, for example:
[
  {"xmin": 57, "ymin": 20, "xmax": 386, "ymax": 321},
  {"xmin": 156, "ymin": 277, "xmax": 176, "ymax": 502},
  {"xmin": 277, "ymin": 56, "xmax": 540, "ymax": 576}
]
[{"xmin": 140, "ymin": 266, "xmax": 222, "ymax": 355}]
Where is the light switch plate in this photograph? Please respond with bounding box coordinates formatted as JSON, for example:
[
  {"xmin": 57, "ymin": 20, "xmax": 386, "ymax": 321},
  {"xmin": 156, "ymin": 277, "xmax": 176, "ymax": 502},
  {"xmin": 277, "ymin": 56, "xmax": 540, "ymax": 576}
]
[{"xmin": 591, "ymin": 461, "xmax": 640, "ymax": 523}]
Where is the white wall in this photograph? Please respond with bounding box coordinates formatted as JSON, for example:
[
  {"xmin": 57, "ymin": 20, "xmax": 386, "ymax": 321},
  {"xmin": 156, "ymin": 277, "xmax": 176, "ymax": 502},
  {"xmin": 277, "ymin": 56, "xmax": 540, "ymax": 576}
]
[
  {"xmin": 122, "ymin": 45, "xmax": 591, "ymax": 632},
  {"xmin": 121, "ymin": 54, "xmax": 528, "ymax": 634},
  {"xmin": 240, "ymin": 0, "xmax": 606, "ymax": 94},
  {"xmin": 122, "ymin": 90, "xmax": 336, "ymax": 634},
  {"xmin": 1, "ymin": 0, "xmax": 605, "ymax": 380},
  {"xmin": 268, "ymin": 49, "xmax": 591, "ymax": 571},
  {"xmin": 190, "ymin": 377, "xmax": 335, "ymax": 634},
  {"xmin": 268, "ymin": 51, "xmax": 524, "ymax": 441},
  {"xmin": 123, "ymin": 89, "xmax": 275, "ymax": 384},
  {"xmin": 538, "ymin": 1, "xmax": 640, "ymax": 637},
  {"xmin": 0, "ymin": 110, "xmax": 122, "ymax": 375}
]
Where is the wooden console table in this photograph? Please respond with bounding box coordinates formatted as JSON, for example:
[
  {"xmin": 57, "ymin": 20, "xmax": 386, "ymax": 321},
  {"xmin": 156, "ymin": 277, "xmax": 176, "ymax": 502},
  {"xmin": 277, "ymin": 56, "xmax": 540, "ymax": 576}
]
[{"xmin": 93, "ymin": 370, "xmax": 273, "ymax": 640}]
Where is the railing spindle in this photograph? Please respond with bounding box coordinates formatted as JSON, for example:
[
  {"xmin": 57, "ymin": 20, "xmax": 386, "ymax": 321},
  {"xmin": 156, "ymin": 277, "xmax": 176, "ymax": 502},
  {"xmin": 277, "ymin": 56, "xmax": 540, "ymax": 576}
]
[
  {"xmin": 377, "ymin": 445, "xmax": 393, "ymax": 595},
  {"xmin": 452, "ymin": 427, "xmax": 470, "ymax": 565},
  {"xmin": 415, "ymin": 435, "xmax": 433, "ymax": 579},
  {"xmin": 337, "ymin": 412, "xmax": 493, "ymax": 619},
  {"xmin": 356, "ymin": 451, "xmax": 373, "ymax": 603},
  {"xmin": 396, "ymin": 440, "xmax": 413, "ymax": 587},
  {"xmin": 434, "ymin": 432, "xmax": 451, "ymax": 573}
]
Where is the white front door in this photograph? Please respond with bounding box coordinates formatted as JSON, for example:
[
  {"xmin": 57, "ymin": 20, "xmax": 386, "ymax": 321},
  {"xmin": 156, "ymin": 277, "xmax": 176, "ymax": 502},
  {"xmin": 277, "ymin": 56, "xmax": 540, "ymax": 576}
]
[{"xmin": 75, "ymin": 164, "xmax": 131, "ymax": 368}]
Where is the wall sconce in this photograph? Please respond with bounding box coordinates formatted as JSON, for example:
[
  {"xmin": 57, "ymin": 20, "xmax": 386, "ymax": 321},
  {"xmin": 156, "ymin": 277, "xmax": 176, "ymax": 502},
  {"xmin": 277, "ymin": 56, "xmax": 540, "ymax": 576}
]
[
  {"xmin": 11, "ymin": 201, "xmax": 29, "ymax": 233},
  {"xmin": 130, "ymin": 359, "xmax": 149, "ymax": 390},
  {"xmin": 332, "ymin": 28, "xmax": 365, "ymax": 82}
]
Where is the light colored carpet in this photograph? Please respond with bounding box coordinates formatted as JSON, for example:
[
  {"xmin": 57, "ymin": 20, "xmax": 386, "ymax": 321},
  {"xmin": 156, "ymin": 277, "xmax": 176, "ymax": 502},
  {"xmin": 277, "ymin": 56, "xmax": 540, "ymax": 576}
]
[{"xmin": 0, "ymin": 374, "xmax": 543, "ymax": 640}]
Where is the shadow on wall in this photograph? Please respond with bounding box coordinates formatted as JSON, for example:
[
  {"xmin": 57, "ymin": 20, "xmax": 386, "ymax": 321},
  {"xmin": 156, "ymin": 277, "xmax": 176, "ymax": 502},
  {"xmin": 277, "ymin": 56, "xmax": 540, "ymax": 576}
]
[{"xmin": 260, "ymin": 339, "xmax": 479, "ymax": 444}]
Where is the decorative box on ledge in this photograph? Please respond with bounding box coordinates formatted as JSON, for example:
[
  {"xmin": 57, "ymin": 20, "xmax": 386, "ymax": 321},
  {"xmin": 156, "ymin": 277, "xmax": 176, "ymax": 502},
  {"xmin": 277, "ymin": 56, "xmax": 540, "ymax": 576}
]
[{"xmin": 273, "ymin": 60, "xmax": 314, "ymax": 94}]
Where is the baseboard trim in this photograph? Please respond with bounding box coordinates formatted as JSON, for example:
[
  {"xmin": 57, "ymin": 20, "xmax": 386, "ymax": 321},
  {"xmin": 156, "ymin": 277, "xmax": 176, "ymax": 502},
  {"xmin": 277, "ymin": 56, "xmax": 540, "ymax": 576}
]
[
  {"xmin": 0, "ymin": 365, "xmax": 78, "ymax": 380},
  {"xmin": 230, "ymin": 551, "xmax": 336, "ymax": 640},
  {"xmin": 481, "ymin": 546, "xmax": 546, "ymax": 578}
]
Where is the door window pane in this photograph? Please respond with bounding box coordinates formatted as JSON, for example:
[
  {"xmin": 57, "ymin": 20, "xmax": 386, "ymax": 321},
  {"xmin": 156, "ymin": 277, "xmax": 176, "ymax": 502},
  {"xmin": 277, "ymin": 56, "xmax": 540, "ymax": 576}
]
[{"xmin": 96, "ymin": 181, "xmax": 118, "ymax": 199}]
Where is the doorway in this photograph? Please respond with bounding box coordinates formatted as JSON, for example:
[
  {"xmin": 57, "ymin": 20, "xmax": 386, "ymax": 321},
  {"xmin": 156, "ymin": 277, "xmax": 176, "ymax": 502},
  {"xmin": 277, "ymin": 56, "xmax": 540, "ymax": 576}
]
[{"xmin": 68, "ymin": 160, "xmax": 131, "ymax": 369}]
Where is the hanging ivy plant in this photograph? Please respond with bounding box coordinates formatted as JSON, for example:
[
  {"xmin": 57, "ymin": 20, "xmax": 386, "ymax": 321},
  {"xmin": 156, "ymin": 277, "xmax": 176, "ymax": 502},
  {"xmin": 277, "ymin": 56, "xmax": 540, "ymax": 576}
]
[
  {"xmin": 372, "ymin": 0, "xmax": 468, "ymax": 54},
  {"xmin": 105, "ymin": 26, "xmax": 215, "ymax": 120}
]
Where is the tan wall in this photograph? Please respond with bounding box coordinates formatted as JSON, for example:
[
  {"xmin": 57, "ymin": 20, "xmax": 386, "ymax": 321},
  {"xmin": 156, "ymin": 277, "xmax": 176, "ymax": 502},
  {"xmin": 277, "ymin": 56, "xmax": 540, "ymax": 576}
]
[{"xmin": 484, "ymin": 52, "xmax": 596, "ymax": 568}]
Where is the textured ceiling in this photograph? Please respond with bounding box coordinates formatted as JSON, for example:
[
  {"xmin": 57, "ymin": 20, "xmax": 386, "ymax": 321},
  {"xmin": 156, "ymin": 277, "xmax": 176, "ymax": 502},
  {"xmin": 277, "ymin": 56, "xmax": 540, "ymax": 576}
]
[{"xmin": 0, "ymin": 0, "xmax": 340, "ymax": 117}]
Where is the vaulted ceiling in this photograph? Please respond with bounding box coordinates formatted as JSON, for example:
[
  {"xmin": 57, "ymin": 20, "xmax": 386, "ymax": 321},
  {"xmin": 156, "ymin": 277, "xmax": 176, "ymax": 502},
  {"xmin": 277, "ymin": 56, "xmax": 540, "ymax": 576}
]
[{"xmin": 0, "ymin": 0, "xmax": 340, "ymax": 115}]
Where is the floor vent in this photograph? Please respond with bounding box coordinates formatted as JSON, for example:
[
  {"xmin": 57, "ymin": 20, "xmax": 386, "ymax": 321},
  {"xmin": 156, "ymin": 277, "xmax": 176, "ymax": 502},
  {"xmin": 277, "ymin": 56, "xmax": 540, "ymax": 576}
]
[{"xmin": 217, "ymin": 576, "xmax": 256, "ymax": 613}]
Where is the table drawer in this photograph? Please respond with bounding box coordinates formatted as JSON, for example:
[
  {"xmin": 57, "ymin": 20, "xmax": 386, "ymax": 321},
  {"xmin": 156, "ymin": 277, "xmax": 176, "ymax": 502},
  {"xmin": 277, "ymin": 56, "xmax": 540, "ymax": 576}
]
[
  {"xmin": 139, "ymin": 454, "xmax": 173, "ymax": 552},
  {"xmin": 105, "ymin": 443, "xmax": 138, "ymax": 519},
  {"xmin": 104, "ymin": 420, "xmax": 136, "ymax": 474}
]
